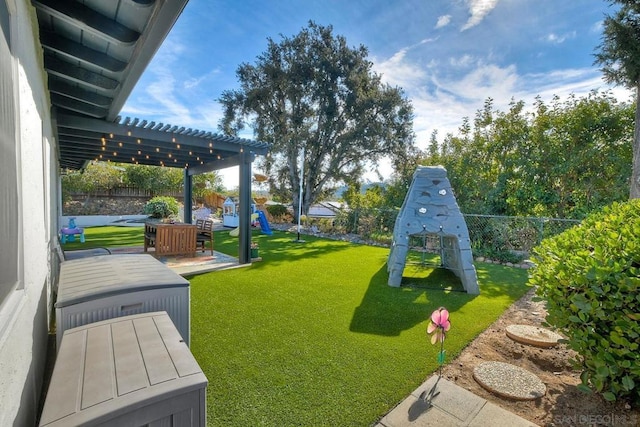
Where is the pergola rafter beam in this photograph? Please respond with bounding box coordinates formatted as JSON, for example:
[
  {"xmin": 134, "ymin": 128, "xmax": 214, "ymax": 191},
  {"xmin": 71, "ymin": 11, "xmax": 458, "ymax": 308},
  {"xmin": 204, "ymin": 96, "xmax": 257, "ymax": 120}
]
[
  {"xmin": 40, "ymin": 31, "xmax": 127, "ymax": 72},
  {"xmin": 33, "ymin": 0, "xmax": 141, "ymax": 45},
  {"xmin": 57, "ymin": 112, "xmax": 269, "ymax": 156}
]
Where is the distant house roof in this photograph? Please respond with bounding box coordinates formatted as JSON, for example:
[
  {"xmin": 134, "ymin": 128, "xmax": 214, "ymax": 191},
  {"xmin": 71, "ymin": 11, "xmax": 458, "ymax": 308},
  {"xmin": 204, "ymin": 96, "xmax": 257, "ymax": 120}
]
[{"xmin": 308, "ymin": 202, "xmax": 343, "ymax": 218}]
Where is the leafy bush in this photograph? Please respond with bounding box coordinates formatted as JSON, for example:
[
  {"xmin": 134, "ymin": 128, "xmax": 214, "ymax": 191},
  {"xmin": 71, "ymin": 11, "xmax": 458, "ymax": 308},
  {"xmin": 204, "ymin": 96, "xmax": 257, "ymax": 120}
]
[
  {"xmin": 266, "ymin": 204, "xmax": 289, "ymax": 221},
  {"xmin": 473, "ymin": 246, "xmax": 525, "ymax": 264},
  {"xmin": 529, "ymin": 200, "xmax": 640, "ymax": 404},
  {"xmin": 143, "ymin": 196, "xmax": 179, "ymax": 219}
]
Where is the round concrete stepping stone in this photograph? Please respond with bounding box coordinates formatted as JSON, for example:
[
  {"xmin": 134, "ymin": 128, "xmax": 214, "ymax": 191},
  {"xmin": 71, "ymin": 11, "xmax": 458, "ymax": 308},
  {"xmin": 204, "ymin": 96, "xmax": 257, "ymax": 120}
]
[
  {"xmin": 473, "ymin": 361, "xmax": 546, "ymax": 401},
  {"xmin": 506, "ymin": 324, "xmax": 563, "ymax": 348}
]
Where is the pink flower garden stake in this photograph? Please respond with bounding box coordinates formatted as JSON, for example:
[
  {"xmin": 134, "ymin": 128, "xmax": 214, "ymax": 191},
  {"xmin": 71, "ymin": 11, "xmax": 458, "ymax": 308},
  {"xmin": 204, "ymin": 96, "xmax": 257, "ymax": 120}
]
[
  {"xmin": 422, "ymin": 307, "xmax": 451, "ymax": 406},
  {"xmin": 427, "ymin": 307, "xmax": 451, "ymax": 345}
]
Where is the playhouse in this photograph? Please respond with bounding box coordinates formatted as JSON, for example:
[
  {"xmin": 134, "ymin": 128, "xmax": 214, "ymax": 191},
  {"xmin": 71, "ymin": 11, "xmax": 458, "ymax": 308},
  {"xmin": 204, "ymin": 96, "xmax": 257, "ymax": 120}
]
[{"xmin": 223, "ymin": 197, "xmax": 257, "ymax": 228}]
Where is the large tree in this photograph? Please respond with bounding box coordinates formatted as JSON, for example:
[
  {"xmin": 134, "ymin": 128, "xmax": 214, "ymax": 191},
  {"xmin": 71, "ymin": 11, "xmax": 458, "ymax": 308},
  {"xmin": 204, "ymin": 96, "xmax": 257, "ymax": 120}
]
[
  {"xmin": 219, "ymin": 21, "xmax": 415, "ymax": 217},
  {"xmin": 594, "ymin": 0, "xmax": 640, "ymax": 198}
]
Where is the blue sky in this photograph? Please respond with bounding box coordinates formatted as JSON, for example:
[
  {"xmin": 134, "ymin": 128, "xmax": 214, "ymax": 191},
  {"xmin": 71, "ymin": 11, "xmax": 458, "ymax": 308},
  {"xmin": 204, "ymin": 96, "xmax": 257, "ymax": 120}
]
[{"xmin": 122, "ymin": 0, "xmax": 632, "ymax": 188}]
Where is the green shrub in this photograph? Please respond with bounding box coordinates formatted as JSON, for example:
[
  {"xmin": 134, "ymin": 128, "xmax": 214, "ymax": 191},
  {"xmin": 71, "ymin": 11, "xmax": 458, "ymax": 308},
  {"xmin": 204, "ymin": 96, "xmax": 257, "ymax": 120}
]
[
  {"xmin": 474, "ymin": 247, "xmax": 525, "ymax": 264},
  {"xmin": 266, "ymin": 204, "xmax": 289, "ymax": 221},
  {"xmin": 529, "ymin": 200, "xmax": 640, "ymax": 404},
  {"xmin": 143, "ymin": 196, "xmax": 179, "ymax": 218}
]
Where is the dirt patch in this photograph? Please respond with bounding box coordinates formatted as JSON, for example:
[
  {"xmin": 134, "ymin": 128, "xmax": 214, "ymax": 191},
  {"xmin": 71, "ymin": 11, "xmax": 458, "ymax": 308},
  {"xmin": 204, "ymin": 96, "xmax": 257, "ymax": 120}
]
[{"xmin": 441, "ymin": 288, "xmax": 639, "ymax": 426}]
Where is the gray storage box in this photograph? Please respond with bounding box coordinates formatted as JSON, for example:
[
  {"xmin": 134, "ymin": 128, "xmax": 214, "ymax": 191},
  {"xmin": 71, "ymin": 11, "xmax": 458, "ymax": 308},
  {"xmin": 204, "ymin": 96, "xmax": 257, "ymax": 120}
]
[
  {"xmin": 55, "ymin": 254, "xmax": 190, "ymax": 350},
  {"xmin": 39, "ymin": 312, "xmax": 207, "ymax": 426}
]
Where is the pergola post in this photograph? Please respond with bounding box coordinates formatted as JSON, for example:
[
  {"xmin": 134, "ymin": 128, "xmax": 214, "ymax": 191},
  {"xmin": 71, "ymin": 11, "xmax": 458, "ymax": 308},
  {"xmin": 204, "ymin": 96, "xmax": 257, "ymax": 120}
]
[
  {"xmin": 238, "ymin": 150, "xmax": 252, "ymax": 264},
  {"xmin": 184, "ymin": 167, "xmax": 192, "ymax": 224}
]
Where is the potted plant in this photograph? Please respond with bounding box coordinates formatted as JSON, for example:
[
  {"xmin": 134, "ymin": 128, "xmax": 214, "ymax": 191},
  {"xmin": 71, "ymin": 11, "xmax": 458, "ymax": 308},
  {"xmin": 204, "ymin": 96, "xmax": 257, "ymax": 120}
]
[{"xmin": 250, "ymin": 242, "xmax": 259, "ymax": 258}]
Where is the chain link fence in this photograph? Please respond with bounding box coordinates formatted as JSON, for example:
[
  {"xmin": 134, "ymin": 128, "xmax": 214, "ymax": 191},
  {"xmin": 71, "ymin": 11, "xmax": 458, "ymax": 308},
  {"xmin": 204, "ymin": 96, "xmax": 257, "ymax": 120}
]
[
  {"xmin": 463, "ymin": 214, "xmax": 580, "ymax": 260},
  {"xmin": 305, "ymin": 208, "xmax": 580, "ymax": 261}
]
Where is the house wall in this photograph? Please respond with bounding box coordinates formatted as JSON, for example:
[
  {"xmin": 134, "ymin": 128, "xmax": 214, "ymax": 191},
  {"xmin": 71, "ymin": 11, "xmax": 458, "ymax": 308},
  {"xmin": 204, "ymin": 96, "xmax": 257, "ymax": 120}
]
[{"xmin": 0, "ymin": 0, "xmax": 57, "ymax": 425}]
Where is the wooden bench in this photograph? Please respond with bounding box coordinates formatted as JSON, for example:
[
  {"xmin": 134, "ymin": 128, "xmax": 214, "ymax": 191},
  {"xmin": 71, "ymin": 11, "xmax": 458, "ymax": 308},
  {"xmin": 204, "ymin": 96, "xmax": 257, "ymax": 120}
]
[{"xmin": 144, "ymin": 223, "xmax": 197, "ymax": 257}]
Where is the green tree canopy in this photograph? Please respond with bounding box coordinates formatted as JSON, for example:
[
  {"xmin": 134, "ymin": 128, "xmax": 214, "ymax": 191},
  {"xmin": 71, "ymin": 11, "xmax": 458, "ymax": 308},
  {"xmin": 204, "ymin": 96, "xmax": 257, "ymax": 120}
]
[
  {"xmin": 594, "ymin": 0, "xmax": 640, "ymax": 198},
  {"xmin": 423, "ymin": 91, "xmax": 633, "ymax": 218},
  {"xmin": 219, "ymin": 21, "xmax": 415, "ymax": 218},
  {"xmin": 62, "ymin": 161, "xmax": 123, "ymax": 195},
  {"xmin": 63, "ymin": 162, "xmax": 224, "ymax": 204},
  {"xmin": 123, "ymin": 164, "xmax": 182, "ymax": 194}
]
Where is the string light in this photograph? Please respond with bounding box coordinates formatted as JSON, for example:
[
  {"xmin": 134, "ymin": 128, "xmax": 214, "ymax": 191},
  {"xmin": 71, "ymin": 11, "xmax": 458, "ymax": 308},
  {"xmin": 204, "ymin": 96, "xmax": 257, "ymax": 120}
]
[
  {"xmin": 127, "ymin": 130, "xmax": 131, "ymax": 136},
  {"xmin": 137, "ymin": 139, "xmax": 141, "ymax": 144}
]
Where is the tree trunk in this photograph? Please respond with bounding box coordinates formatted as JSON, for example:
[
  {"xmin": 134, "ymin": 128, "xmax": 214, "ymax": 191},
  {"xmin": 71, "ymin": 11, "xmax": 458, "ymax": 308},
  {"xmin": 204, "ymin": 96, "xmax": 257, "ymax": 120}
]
[{"xmin": 631, "ymin": 83, "xmax": 640, "ymax": 199}]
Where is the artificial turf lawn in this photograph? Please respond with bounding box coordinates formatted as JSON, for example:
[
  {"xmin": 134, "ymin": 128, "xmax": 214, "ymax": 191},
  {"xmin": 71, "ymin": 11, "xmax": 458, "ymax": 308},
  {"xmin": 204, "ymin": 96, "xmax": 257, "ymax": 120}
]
[
  {"xmin": 191, "ymin": 230, "xmax": 530, "ymax": 426},
  {"xmin": 61, "ymin": 226, "xmax": 531, "ymax": 426},
  {"xmin": 60, "ymin": 225, "xmax": 145, "ymax": 250}
]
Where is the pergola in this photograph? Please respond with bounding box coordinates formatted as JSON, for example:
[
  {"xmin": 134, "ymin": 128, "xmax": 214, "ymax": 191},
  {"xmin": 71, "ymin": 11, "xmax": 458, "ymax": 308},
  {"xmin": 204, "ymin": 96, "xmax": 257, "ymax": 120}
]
[{"xmin": 32, "ymin": 0, "xmax": 268, "ymax": 263}]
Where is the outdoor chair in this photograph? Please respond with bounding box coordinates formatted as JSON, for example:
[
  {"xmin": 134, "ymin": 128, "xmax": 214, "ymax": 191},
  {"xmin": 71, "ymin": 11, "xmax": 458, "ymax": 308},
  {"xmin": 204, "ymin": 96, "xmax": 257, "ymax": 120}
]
[
  {"xmin": 144, "ymin": 223, "xmax": 157, "ymax": 252},
  {"xmin": 196, "ymin": 219, "xmax": 214, "ymax": 255}
]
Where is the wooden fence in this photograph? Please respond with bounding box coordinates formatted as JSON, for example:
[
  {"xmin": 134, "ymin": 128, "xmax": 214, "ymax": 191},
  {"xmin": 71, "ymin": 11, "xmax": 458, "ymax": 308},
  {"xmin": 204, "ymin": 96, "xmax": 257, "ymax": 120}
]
[{"xmin": 68, "ymin": 186, "xmax": 183, "ymax": 198}]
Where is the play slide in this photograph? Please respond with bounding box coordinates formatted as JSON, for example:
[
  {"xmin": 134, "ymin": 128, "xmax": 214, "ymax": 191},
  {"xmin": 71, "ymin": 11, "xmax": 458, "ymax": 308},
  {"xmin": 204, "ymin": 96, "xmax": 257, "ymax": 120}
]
[{"xmin": 257, "ymin": 210, "xmax": 273, "ymax": 235}]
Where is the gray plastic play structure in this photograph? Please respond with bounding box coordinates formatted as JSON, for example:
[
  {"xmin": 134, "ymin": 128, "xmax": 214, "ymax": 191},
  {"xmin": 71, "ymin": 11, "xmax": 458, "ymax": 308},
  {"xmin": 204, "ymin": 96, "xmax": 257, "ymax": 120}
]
[{"xmin": 387, "ymin": 166, "xmax": 480, "ymax": 294}]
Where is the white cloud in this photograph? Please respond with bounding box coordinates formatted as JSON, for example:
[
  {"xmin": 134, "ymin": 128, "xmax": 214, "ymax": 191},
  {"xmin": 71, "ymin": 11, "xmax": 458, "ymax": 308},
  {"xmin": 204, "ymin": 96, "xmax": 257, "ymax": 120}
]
[
  {"xmin": 371, "ymin": 42, "xmax": 633, "ymax": 149},
  {"xmin": 544, "ymin": 31, "xmax": 576, "ymax": 44},
  {"xmin": 436, "ymin": 15, "xmax": 451, "ymax": 29},
  {"xmin": 449, "ymin": 54, "xmax": 476, "ymax": 68},
  {"xmin": 184, "ymin": 68, "xmax": 221, "ymax": 89},
  {"xmin": 121, "ymin": 36, "xmax": 226, "ymax": 132},
  {"xmin": 373, "ymin": 47, "xmax": 428, "ymax": 89},
  {"xmin": 461, "ymin": 0, "xmax": 499, "ymax": 31}
]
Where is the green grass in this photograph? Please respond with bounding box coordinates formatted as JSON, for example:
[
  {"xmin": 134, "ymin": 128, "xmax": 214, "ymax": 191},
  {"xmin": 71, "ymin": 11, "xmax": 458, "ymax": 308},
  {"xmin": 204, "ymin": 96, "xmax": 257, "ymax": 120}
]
[
  {"xmin": 61, "ymin": 226, "xmax": 531, "ymax": 426},
  {"xmin": 60, "ymin": 225, "xmax": 144, "ymax": 250}
]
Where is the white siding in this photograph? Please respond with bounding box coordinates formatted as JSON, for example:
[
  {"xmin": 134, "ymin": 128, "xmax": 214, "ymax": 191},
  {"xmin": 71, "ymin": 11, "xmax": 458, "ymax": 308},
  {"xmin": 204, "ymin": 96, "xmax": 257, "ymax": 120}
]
[{"xmin": 0, "ymin": 0, "xmax": 57, "ymax": 425}]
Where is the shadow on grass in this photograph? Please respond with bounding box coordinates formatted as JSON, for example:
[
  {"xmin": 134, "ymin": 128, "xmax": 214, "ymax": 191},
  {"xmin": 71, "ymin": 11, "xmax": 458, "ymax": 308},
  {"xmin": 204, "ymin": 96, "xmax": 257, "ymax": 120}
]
[
  {"xmin": 214, "ymin": 230, "xmax": 357, "ymax": 268},
  {"xmin": 350, "ymin": 255, "xmax": 530, "ymax": 336},
  {"xmin": 349, "ymin": 264, "xmax": 474, "ymax": 336}
]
